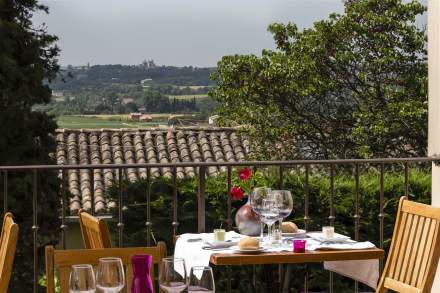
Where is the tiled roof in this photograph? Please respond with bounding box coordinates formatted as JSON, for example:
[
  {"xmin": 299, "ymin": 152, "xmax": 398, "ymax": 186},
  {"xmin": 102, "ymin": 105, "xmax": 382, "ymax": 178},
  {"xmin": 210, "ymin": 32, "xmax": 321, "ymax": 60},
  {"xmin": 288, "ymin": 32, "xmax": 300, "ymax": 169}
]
[{"xmin": 55, "ymin": 127, "xmax": 248, "ymax": 214}]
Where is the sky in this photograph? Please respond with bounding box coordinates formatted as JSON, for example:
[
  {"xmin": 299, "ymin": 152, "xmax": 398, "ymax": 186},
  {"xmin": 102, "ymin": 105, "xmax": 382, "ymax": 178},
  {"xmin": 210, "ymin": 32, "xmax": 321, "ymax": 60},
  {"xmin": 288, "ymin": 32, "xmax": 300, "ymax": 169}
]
[{"xmin": 33, "ymin": 0, "xmax": 426, "ymax": 67}]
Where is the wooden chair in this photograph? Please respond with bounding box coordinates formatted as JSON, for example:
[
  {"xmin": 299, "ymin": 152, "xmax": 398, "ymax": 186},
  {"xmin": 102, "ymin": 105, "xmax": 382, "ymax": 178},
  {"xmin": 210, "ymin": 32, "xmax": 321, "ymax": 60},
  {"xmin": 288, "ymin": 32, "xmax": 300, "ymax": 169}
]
[
  {"xmin": 376, "ymin": 197, "xmax": 440, "ymax": 293},
  {"xmin": 45, "ymin": 243, "xmax": 166, "ymax": 293},
  {"xmin": 78, "ymin": 209, "xmax": 112, "ymax": 249},
  {"xmin": 0, "ymin": 213, "xmax": 19, "ymax": 292}
]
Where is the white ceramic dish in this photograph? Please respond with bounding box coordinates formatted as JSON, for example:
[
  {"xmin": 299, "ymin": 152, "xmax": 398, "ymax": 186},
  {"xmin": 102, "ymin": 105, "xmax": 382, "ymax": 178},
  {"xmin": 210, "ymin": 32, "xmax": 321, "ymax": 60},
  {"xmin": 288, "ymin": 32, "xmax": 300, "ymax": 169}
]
[
  {"xmin": 232, "ymin": 247, "xmax": 266, "ymax": 254},
  {"xmin": 307, "ymin": 232, "xmax": 350, "ymax": 243},
  {"xmin": 282, "ymin": 229, "xmax": 307, "ymax": 238}
]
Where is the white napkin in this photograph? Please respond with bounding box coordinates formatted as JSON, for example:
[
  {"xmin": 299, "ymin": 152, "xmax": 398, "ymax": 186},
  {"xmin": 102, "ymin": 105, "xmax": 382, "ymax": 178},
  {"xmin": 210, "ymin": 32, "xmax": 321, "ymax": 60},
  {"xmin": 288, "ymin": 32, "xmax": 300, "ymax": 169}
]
[
  {"xmin": 304, "ymin": 233, "xmax": 379, "ymax": 289},
  {"xmin": 174, "ymin": 231, "xmax": 244, "ymax": 273},
  {"xmin": 324, "ymin": 259, "xmax": 379, "ymax": 289}
]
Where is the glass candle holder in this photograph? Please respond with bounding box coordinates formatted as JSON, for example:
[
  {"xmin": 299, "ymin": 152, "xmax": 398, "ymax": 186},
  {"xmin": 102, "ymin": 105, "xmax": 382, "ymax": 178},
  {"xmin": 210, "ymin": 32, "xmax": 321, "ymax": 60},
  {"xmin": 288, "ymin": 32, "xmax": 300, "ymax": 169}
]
[
  {"xmin": 322, "ymin": 226, "xmax": 335, "ymax": 239},
  {"xmin": 213, "ymin": 229, "xmax": 225, "ymax": 242},
  {"xmin": 293, "ymin": 240, "xmax": 306, "ymax": 253}
]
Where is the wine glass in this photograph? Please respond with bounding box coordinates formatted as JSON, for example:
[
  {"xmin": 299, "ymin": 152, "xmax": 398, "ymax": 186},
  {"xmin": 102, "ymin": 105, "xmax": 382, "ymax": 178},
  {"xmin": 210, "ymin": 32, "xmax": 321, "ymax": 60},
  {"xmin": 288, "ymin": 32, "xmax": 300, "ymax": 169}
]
[
  {"xmin": 260, "ymin": 198, "xmax": 279, "ymax": 246},
  {"xmin": 69, "ymin": 264, "xmax": 95, "ymax": 293},
  {"xmin": 270, "ymin": 190, "xmax": 293, "ymax": 243},
  {"xmin": 159, "ymin": 257, "xmax": 187, "ymax": 293},
  {"xmin": 188, "ymin": 266, "xmax": 215, "ymax": 293},
  {"xmin": 249, "ymin": 187, "xmax": 271, "ymax": 241},
  {"xmin": 96, "ymin": 257, "xmax": 125, "ymax": 293}
]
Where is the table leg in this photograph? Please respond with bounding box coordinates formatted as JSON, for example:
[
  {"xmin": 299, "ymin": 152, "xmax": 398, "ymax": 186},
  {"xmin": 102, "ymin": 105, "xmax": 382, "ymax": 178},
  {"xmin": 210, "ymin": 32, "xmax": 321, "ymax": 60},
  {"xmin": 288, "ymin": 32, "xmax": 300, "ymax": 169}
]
[
  {"xmin": 253, "ymin": 265, "xmax": 257, "ymax": 291},
  {"xmin": 282, "ymin": 265, "xmax": 292, "ymax": 292},
  {"xmin": 227, "ymin": 265, "xmax": 232, "ymax": 293}
]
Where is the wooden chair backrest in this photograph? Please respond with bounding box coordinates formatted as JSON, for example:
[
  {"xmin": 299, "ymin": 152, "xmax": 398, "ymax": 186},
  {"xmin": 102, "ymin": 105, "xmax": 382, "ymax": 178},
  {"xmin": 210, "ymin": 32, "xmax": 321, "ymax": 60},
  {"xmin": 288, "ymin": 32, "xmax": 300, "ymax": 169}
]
[
  {"xmin": 45, "ymin": 243, "xmax": 166, "ymax": 293},
  {"xmin": 0, "ymin": 212, "xmax": 19, "ymax": 292},
  {"xmin": 376, "ymin": 197, "xmax": 440, "ymax": 293},
  {"xmin": 78, "ymin": 210, "xmax": 112, "ymax": 249}
]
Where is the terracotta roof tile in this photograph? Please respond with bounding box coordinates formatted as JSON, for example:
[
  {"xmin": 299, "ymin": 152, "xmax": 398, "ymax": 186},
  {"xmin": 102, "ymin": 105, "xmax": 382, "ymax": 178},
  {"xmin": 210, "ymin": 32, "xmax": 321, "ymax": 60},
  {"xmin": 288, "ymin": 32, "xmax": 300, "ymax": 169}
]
[{"xmin": 56, "ymin": 127, "xmax": 247, "ymax": 214}]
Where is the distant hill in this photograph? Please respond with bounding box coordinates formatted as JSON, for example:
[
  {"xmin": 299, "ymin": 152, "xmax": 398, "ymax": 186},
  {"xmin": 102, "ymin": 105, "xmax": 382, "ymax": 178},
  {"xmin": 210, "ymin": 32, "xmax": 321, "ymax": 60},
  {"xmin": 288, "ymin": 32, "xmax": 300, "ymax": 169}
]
[{"xmin": 50, "ymin": 64, "xmax": 217, "ymax": 91}]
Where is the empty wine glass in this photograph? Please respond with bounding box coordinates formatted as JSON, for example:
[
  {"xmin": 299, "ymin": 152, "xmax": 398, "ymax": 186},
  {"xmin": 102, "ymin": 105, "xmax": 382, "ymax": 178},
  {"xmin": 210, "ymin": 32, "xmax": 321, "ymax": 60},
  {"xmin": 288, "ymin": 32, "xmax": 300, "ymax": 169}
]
[
  {"xmin": 159, "ymin": 257, "xmax": 187, "ymax": 293},
  {"xmin": 188, "ymin": 266, "xmax": 215, "ymax": 293},
  {"xmin": 96, "ymin": 257, "xmax": 125, "ymax": 293},
  {"xmin": 260, "ymin": 198, "xmax": 279, "ymax": 246},
  {"xmin": 69, "ymin": 264, "xmax": 95, "ymax": 293},
  {"xmin": 249, "ymin": 187, "xmax": 271, "ymax": 241},
  {"xmin": 270, "ymin": 190, "xmax": 293, "ymax": 244}
]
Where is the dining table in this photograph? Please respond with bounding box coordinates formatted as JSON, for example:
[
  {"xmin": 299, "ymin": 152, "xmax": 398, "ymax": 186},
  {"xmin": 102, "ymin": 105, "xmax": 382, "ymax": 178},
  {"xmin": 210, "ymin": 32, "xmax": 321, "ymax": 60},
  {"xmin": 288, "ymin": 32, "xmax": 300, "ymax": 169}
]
[{"xmin": 174, "ymin": 231, "xmax": 385, "ymax": 293}]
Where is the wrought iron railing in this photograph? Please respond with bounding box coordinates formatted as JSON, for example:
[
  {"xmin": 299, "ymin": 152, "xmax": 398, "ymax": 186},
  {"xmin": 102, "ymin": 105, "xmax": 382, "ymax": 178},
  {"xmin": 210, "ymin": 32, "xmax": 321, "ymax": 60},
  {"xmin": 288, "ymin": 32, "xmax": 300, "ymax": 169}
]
[{"xmin": 0, "ymin": 157, "xmax": 438, "ymax": 293}]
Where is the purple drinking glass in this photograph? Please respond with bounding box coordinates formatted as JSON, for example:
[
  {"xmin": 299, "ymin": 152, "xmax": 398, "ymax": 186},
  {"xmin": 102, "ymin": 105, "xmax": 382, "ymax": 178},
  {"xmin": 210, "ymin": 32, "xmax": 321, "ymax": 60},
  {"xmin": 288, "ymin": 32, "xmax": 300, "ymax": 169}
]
[
  {"xmin": 293, "ymin": 240, "xmax": 306, "ymax": 253},
  {"xmin": 131, "ymin": 254, "xmax": 154, "ymax": 293}
]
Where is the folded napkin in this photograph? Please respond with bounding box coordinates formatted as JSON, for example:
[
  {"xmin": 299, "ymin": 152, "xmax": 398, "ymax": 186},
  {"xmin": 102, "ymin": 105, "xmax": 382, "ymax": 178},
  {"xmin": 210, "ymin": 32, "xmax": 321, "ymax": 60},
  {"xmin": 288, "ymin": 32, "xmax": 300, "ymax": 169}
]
[
  {"xmin": 307, "ymin": 239, "xmax": 376, "ymax": 251},
  {"xmin": 203, "ymin": 240, "xmax": 238, "ymax": 249}
]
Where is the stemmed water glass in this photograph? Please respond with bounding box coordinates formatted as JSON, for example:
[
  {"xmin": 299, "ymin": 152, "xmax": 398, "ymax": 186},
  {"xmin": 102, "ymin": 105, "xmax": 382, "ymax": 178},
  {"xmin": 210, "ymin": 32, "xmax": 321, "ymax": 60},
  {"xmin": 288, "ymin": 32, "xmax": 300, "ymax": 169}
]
[
  {"xmin": 271, "ymin": 190, "xmax": 294, "ymax": 233},
  {"xmin": 249, "ymin": 187, "xmax": 271, "ymax": 241},
  {"xmin": 69, "ymin": 264, "xmax": 95, "ymax": 293},
  {"xmin": 188, "ymin": 266, "xmax": 215, "ymax": 293},
  {"xmin": 260, "ymin": 198, "xmax": 280, "ymax": 245},
  {"xmin": 95, "ymin": 257, "xmax": 125, "ymax": 293},
  {"xmin": 159, "ymin": 257, "xmax": 188, "ymax": 293}
]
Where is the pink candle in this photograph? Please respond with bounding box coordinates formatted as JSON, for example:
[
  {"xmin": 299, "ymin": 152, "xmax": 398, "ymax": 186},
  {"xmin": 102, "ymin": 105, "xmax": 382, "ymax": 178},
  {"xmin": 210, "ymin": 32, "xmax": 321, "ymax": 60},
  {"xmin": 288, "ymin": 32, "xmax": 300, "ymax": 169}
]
[{"xmin": 293, "ymin": 240, "xmax": 306, "ymax": 253}]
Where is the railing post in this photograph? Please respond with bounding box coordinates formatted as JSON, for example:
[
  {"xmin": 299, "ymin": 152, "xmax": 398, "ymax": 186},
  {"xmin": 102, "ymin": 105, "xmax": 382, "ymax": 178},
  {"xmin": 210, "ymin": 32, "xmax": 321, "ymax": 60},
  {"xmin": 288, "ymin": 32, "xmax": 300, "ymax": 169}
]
[
  {"xmin": 329, "ymin": 164, "xmax": 335, "ymax": 293},
  {"xmin": 61, "ymin": 169, "xmax": 68, "ymax": 249},
  {"xmin": 304, "ymin": 164, "xmax": 310, "ymax": 293},
  {"xmin": 198, "ymin": 166, "xmax": 206, "ymax": 233},
  {"xmin": 304, "ymin": 165, "xmax": 310, "ymax": 231},
  {"xmin": 379, "ymin": 163, "xmax": 385, "ymax": 274},
  {"xmin": 3, "ymin": 170, "xmax": 7, "ymax": 215},
  {"xmin": 227, "ymin": 166, "xmax": 232, "ymax": 230},
  {"xmin": 32, "ymin": 169, "xmax": 39, "ymax": 293},
  {"xmin": 278, "ymin": 166, "xmax": 284, "ymax": 189},
  {"xmin": 172, "ymin": 167, "xmax": 179, "ymax": 238},
  {"xmin": 145, "ymin": 168, "xmax": 152, "ymax": 246},
  {"xmin": 404, "ymin": 162, "xmax": 409, "ymax": 197},
  {"xmin": 354, "ymin": 164, "xmax": 360, "ymax": 293},
  {"xmin": 118, "ymin": 168, "xmax": 124, "ymax": 247},
  {"xmin": 90, "ymin": 168, "xmax": 95, "ymax": 216}
]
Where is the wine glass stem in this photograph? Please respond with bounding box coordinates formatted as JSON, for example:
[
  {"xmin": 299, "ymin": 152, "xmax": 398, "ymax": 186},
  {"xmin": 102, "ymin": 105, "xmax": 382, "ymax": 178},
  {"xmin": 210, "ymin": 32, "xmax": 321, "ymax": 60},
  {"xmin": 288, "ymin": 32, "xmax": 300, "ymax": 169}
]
[
  {"xmin": 268, "ymin": 223, "xmax": 273, "ymax": 244},
  {"xmin": 260, "ymin": 222, "xmax": 264, "ymax": 240}
]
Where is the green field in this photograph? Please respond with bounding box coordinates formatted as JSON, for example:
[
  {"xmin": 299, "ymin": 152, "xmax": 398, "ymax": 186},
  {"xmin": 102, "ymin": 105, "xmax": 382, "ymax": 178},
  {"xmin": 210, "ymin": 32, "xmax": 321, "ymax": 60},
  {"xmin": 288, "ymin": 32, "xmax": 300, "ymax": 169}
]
[
  {"xmin": 56, "ymin": 115, "xmax": 161, "ymax": 129},
  {"xmin": 167, "ymin": 94, "xmax": 208, "ymax": 100}
]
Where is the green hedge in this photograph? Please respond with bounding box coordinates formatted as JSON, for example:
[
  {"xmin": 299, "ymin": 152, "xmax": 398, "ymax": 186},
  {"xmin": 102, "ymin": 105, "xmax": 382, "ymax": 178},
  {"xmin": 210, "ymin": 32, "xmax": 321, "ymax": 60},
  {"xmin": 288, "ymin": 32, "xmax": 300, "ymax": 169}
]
[{"xmin": 108, "ymin": 167, "xmax": 431, "ymax": 293}]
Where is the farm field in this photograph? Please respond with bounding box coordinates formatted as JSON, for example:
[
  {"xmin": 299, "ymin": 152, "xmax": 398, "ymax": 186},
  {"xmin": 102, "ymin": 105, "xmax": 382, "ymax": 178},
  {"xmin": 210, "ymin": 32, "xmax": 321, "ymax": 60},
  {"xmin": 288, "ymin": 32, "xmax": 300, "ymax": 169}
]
[
  {"xmin": 56, "ymin": 113, "xmax": 200, "ymax": 129},
  {"xmin": 56, "ymin": 115, "xmax": 161, "ymax": 129},
  {"xmin": 167, "ymin": 94, "xmax": 208, "ymax": 100}
]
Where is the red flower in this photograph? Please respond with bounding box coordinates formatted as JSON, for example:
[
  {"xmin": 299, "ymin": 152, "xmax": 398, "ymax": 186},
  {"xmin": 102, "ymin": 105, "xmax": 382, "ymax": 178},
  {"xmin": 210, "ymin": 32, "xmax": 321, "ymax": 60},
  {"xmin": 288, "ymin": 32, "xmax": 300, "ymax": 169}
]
[
  {"xmin": 238, "ymin": 167, "xmax": 252, "ymax": 181},
  {"xmin": 230, "ymin": 186, "xmax": 244, "ymax": 201}
]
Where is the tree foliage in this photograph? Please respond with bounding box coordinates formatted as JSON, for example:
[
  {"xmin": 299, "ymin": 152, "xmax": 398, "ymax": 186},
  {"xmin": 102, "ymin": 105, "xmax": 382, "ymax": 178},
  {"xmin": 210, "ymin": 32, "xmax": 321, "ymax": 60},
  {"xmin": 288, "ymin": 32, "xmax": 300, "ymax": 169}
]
[
  {"xmin": 211, "ymin": 0, "xmax": 427, "ymax": 159},
  {"xmin": 0, "ymin": 0, "xmax": 60, "ymax": 291}
]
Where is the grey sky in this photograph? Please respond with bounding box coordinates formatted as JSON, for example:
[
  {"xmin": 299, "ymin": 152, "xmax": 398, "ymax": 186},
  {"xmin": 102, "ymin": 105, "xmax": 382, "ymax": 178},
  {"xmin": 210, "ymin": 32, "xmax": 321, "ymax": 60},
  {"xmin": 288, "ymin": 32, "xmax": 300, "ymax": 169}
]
[
  {"xmin": 33, "ymin": 0, "xmax": 347, "ymax": 67},
  {"xmin": 33, "ymin": 0, "xmax": 426, "ymax": 67}
]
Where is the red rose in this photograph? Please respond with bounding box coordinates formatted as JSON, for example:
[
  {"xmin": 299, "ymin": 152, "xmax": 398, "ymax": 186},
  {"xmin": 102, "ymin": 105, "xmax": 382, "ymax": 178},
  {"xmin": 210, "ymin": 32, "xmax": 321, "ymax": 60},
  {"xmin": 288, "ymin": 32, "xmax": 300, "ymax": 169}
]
[
  {"xmin": 238, "ymin": 167, "xmax": 252, "ymax": 181},
  {"xmin": 230, "ymin": 186, "xmax": 244, "ymax": 201}
]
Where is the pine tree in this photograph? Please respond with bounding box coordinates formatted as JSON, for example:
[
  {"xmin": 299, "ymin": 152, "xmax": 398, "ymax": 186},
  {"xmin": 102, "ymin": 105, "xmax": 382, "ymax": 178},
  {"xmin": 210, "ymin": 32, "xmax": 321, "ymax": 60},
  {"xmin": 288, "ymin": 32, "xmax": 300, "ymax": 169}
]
[{"xmin": 0, "ymin": 0, "xmax": 60, "ymax": 291}]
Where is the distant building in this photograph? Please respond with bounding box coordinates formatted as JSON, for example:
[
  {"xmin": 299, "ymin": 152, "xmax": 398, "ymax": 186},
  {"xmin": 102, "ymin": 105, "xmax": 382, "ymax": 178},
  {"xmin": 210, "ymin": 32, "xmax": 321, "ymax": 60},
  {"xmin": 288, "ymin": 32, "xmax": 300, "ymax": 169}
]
[
  {"xmin": 122, "ymin": 97, "xmax": 134, "ymax": 105},
  {"xmin": 140, "ymin": 114, "xmax": 153, "ymax": 122},
  {"xmin": 129, "ymin": 113, "xmax": 142, "ymax": 121},
  {"xmin": 140, "ymin": 78, "xmax": 153, "ymax": 88},
  {"xmin": 140, "ymin": 59, "xmax": 157, "ymax": 69},
  {"xmin": 209, "ymin": 115, "xmax": 219, "ymax": 126}
]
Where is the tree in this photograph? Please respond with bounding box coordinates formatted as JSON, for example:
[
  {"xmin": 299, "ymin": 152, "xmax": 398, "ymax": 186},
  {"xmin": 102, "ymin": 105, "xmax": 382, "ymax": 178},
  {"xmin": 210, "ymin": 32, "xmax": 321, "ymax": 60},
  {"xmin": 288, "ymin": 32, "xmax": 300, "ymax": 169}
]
[
  {"xmin": 211, "ymin": 0, "xmax": 427, "ymax": 159},
  {"xmin": 0, "ymin": 0, "xmax": 60, "ymax": 291}
]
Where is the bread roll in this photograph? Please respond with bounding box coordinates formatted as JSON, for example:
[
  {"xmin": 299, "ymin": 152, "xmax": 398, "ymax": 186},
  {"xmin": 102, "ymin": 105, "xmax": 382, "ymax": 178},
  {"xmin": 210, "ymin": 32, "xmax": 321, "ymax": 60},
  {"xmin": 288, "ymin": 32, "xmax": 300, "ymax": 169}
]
[
  {"xmin": 238, "ymin": 237, "xmax": 260, "ymax": 250},
  {"xmin": 281, "ymin": 222, "xmax": 298, "ymax": 233}
]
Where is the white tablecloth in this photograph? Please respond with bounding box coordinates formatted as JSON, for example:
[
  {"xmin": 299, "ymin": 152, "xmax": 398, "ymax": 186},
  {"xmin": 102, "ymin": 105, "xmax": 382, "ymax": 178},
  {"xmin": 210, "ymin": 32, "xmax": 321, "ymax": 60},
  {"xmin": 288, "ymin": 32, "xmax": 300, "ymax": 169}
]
[{"xmin": 173, "ymin": 232, "xmax": 379, "ymax": 289}]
